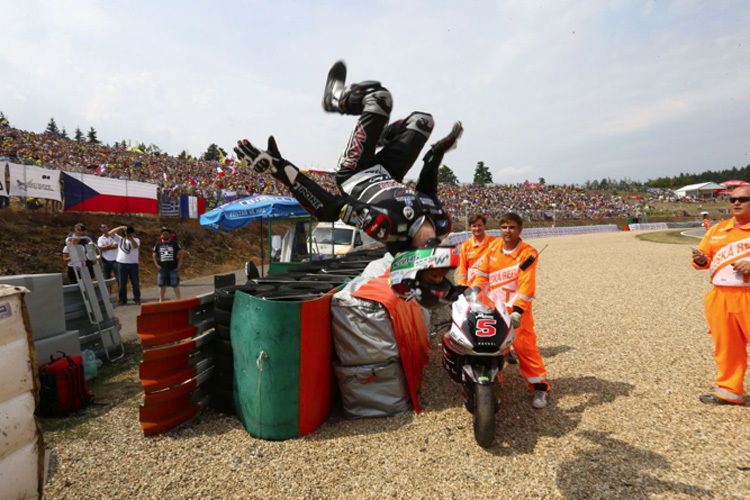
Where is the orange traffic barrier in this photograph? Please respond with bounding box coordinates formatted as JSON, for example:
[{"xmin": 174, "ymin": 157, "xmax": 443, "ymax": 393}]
[{"xmin": 137, "ymin": 293, "xmax": 215, "ymax": 436}]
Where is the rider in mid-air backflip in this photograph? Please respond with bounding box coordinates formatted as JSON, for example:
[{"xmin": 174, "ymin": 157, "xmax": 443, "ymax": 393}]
[{"xmin": 235, "ymin": 61, "xmax": 463, "ymax": 255}]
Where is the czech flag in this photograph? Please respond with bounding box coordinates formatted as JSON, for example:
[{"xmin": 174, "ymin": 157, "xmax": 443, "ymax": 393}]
[
  {"xmin": 62, "ymin": 172, "xmax": 157, "ymax": 214},
  {"xmin": 96, "ymin": 163, "xmax": 106, "ymax": 175},
  {"xmin": 189, "ymin": 176, "xmax": 199, "ymax": 186}
]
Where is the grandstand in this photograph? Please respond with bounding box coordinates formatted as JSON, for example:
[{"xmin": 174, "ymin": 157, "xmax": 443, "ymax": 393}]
[{"xmin": 0, "ymin": 123, "xmax": 728, "ymax": 224}]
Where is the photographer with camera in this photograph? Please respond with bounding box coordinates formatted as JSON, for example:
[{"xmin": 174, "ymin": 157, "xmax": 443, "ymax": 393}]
[{"xmin": 108, "ymin": 225, "xmax": 141, "ymax": 305}]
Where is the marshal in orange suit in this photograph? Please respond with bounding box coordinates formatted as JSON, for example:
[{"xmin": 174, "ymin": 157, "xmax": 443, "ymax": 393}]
[
  {"xmin": 692, "ymin": 185, "xmax": 750, "ymax": 405},
  {"xmin": 473, "ymin": 212, "xmax": 549, "ymax": 409}
]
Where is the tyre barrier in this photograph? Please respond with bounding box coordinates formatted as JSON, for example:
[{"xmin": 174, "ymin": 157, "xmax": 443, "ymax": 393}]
[
  {"xmin": 136, "ymin": 293, "xmax": 215, "ymax": 436},
  {"xmin": 209, "ymin": 283, "xmax": 277, "ymax": 415},
  {"xmin": 278, "ymin": 281, "xmax": 337, "ymax": 294},
  {"xmin": 213, "ymin": 273, "xmax": 236, "ymax": 290},
  {"xmin": 0, "ymin": 285, "xmax": 45, "ymax": 500},
  {"xmin": 214, "ymin": 283, "xmax": 276, "ymax": 310},
  {"xmin": 231, "ymin": 289, "xmax": 334, "ymax": 440}
]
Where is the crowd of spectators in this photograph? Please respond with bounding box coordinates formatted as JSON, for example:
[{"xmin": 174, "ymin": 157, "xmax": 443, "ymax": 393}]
[{"xmin": 0, "ymin": 124, "xmax": 716, "ymax": 221}]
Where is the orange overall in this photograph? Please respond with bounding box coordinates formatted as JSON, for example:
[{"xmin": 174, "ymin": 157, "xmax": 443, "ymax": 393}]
[
  {"xmin": 693, "ymin": 217, "xmax": 750, "ymax": 403},
  {"xmin": 455, "ymin": 234, "xmax": 497, "ymax": 286},
  {"xmin": 474, "ymin": 239, "xmax": 549, "ymax": 390}
]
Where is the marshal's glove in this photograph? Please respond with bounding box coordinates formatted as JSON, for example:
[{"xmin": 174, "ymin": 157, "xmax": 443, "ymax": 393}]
[
  {"xmin": 234, "ymin": 136, "xmax": 284, "ymax": 175},
  {"xmin": 510, "ymin": 311, "xmax": 522, "ymax": 329}
]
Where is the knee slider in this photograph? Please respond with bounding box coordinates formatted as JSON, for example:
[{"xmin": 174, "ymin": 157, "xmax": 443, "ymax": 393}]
[
  {"xmin": 403, "ymin": 112, "xmax": 434, "ymax": 138},
  {"xmin": 341, "ymin": 82, "xmax": 392, "ymax": 116}
]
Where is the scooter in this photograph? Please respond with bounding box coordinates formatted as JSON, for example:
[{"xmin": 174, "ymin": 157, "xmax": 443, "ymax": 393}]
[{"xmin": 440, "ymin": 287, "xmax": 515, "ymax": 448}]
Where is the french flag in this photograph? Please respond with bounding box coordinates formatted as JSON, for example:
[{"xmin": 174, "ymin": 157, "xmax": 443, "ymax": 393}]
[
  {"xmin": 62, "ymin": 172, "xmax": 158, "ymax": 214},
  {"xmin": 215, "ymin": 164, "xmax": 225, "ymax": 177},
  {"xmin": 163, "ymin": 172, "xmax": 169, "ymax": 183},
  {"xmin": 189, "ymin": 176, "xmax": 199, "ymax": 186},
  {"xmin": 180, "ymin": 195, "xmax": 206, "ymax": 218},
  {"xmin": 96, "ymin": 163, "xmax": 106, "ymax": 175}
]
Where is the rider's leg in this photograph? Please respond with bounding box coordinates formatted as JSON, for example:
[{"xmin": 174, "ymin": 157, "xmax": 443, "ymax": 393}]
[
  {"xmin": 323, "ymin": 62, "xmax": 394, "ymax": 189},
  {"xmin": 416, "ymin": 121, "xmax": 463, "ymax": 196},
  {"xmin": 373, "ymin": 112, "xmax": 435, "ymax": 183}
]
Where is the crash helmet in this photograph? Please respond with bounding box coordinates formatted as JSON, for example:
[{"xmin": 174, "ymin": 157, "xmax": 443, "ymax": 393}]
[{"xmin": 388, "ymin": 244, "xmax": 461, "ymax": 310}]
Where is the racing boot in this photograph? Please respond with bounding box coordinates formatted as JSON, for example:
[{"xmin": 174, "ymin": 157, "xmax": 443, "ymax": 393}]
[
  {"xmin": 322, "ymin": 61, "xmax": 391, "ymax": 116},
  {"xmin": 322, "ymin": 61, "xmax": 347, "ymax": 112},
  {"xmin": 421, "ymin": 121, "xmax": 464, "ymax": 176}
]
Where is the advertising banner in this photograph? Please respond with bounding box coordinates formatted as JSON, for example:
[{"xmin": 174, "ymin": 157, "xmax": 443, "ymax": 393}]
[{"xmin": 3, "ymin": 162, "xmax": 61, "ymax": 201}]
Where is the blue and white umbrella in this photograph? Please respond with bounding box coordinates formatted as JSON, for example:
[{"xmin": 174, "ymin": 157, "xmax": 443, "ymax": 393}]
[{"xmin": 199, "ymin": 194, "xmax": 309, "ymax": 231}]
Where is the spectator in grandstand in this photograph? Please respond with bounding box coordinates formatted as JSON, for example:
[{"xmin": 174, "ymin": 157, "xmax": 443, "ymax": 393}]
[
  {"xmin": 473, "ymin": 213, "xmax": 549, "ymax": 408},
  {"xmin": 97, "ymin": 223, "xmax": 119, "ymax": 293},
  {"xmin": 152, "ymin": 227, "xmax": 183, "ymax": 302},
  {"xmin": 691, "ymin": 185, "xmax": 750, "ymax": 405},
  {"xmin": 62, "ymin": 234, "xmax": 85, "ymax": 284},
  {"xmin": 109, "ymin": 225, "xmax": 141, "ymax": 305}
]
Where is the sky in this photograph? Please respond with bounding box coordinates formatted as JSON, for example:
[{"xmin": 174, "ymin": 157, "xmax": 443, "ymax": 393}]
[{"xmin": 3, "ymin": 0, "xmax": 750, "ymax": 185}]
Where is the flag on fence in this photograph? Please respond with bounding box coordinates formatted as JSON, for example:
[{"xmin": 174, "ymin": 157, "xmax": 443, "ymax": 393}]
[
  {"xmin": 189, "ymin": 176, "xmax": 199, "ymax": 186},
  {"xmin": 62, "ymin": 172, "xmax": 157, "ymax": 213},
  {"xmin": 215, "ymin": 164, "xmax": 225, "ymax": 177},
  {"xmin": 180, "ymin": 195, "xmax": 206, "ymax": 218}
]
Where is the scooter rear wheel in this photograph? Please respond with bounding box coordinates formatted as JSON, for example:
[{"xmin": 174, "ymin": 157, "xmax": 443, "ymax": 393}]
[{"xmin": 473, "ymin": 383, "xmax": 495, "ymax": 448}]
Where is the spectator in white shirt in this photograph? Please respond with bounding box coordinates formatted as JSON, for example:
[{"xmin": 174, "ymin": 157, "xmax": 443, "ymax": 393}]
[{"xmin": 108, "ymin": 225, "xmax": 141, "ymax": 305}]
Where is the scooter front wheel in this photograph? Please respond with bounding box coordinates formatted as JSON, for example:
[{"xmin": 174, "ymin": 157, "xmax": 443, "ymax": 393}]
[{"xmin": 473, "ymin": 383, "xmax": 495, "ymax": 448}]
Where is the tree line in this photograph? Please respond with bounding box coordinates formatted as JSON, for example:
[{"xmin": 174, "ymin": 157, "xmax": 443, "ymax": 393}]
[{"xmin": 437, "ymin": 158, "xmax": 748, "ymax": 191}]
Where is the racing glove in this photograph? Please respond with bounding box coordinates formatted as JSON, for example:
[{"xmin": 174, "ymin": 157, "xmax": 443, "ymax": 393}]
[
  {"xmin": 235, "ymin": 136, "xmax": 284, "ymax": 175},
  {"xmin": 510, "ymin": 311, "xmax": 522, "ymax": 329},
  {"xmin": 234, "ymin": 136, "xmax": 299, "ymax": 186}
]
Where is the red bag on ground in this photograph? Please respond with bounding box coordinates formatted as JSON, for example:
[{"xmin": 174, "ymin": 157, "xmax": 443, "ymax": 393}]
[{"xmin": 36, "ymin": 351, "xmax": 94, "ymax": 417}]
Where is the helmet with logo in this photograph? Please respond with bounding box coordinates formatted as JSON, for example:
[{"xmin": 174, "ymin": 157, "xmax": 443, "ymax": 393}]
[{"xmin": 388, "ymin": 245, "xmax": 462, "ymax": 309}]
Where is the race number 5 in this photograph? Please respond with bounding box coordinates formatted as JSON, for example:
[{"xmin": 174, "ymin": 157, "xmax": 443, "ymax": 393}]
[{"xmin": 476, "ymin": 318, "xmax": 497, "ymax": 337}]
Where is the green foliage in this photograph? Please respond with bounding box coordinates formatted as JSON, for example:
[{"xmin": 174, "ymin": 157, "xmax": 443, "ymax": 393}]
[
  {"xmin": 87, "ymin": 127, "xmax": 100, "ymax": 144},
  {"xmin": 204, "ymin": 143, "xmax": 223, "ymax": 162},
  {"xmin": 178, "ymin": 150, "xmax": 188, "ymax": 160},
  {"xmin": 74, "ymin": 127, "xmax": 84, "ymax": 141},
  {"xmin": 45, "ymin": 117, "xmax": 60, "ymax": 135},
  {"xmin": 60, "ymin": 128, "xmax": 68, "ymax": 139},
  {"xmin": 438, "ymin": 165, "xmax": 459, "ymax": 186},
  {"xmin": 473, "ymin": 161, "xmax": 493, "ymax": 186},
  {"xmin": 0, "ymin": 111, "xmax": 9, "ymax": 128},
  {"xmin": 645, "ymin": 164, "xmax": 750, "ymax": 188},
  {"xmin": 538, "ymin": 177, "xmax": 546, "ymax": 186}
]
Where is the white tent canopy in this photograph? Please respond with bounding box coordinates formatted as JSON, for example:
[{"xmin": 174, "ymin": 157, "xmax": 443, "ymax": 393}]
[{"xmin": 673, "ymin": 182, "xmax": 725, "ymax": 198}]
